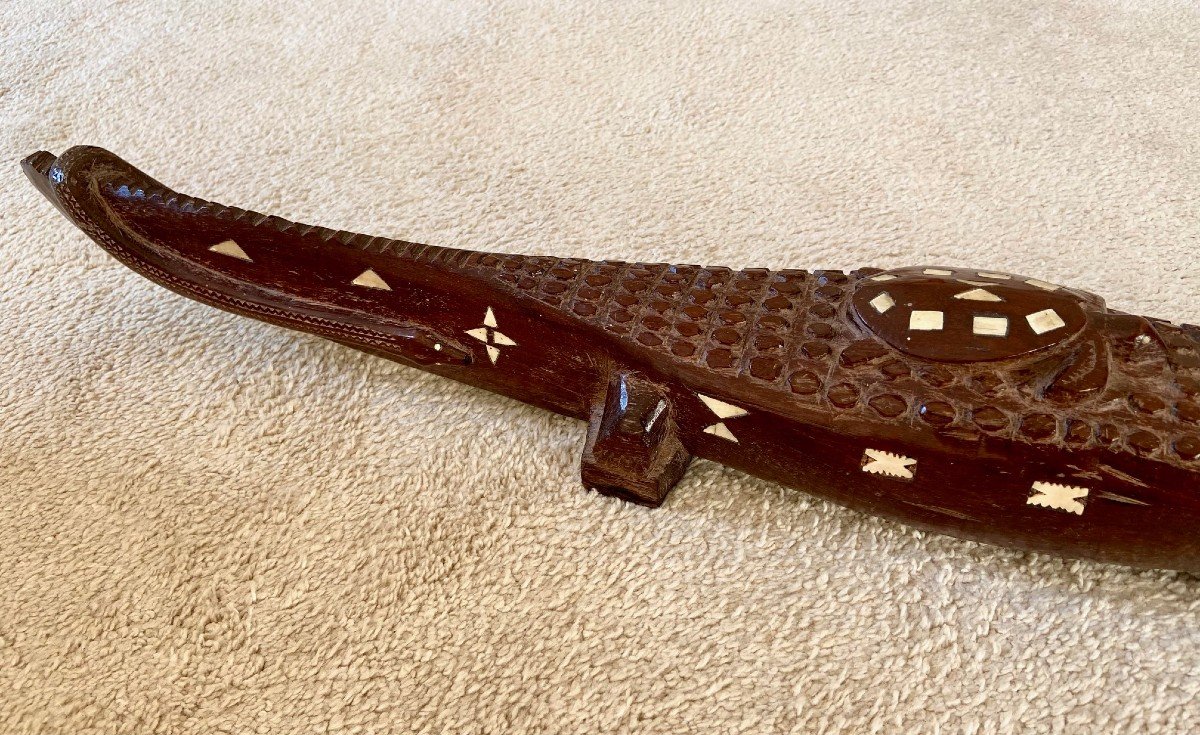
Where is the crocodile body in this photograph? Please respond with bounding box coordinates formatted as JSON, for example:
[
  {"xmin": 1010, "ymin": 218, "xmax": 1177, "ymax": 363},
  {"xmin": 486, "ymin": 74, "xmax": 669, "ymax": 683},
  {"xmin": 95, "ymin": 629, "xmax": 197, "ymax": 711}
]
[{"xmin": 23, "ymin": 146, "xmax": 1200, "ymax": 572}]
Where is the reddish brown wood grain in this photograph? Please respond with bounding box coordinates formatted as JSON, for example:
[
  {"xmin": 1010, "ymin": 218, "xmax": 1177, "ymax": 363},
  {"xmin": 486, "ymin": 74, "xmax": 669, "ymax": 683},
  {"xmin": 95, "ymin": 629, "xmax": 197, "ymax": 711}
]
[{"xmin": 22, "ymin": 146, "xmax": 1200, "ymax": 572}]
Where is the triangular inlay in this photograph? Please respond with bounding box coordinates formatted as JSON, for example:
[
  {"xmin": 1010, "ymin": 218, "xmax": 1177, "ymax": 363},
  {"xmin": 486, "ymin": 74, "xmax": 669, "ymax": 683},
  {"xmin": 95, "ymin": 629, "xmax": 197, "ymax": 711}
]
[
  {"xmin": 351, "ymin": 269, "xmax": 391, "ymax": 290},
  {"xmin": 698, "ymin": 394, "xmax": 749, "ymax": 419},
  {"xmin": 703, "ymin": 422, "xmax": 739, "ymax": 442},
  {"xmin": 953, "ymin": 288, "xmax": 1003, "ymax": 302},
  {"xmin": 209, "ymin": 240, "xmax": 251, "ymax": 262},
  {"xmin": 483, "ymin": 307, "xmax": 498, "ymax": 328}
]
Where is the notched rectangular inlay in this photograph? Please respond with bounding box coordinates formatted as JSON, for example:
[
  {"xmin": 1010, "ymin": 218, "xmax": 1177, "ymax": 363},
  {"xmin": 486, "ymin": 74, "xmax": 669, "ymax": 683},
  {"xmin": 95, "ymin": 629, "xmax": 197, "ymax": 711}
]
[
  {"xmin": 862, "ymin": 448, "xmax": 916, "ymax": 479},
  {"xmin": 1028, "ymin": 481, "xmax": 1088, "ymax": 515}
]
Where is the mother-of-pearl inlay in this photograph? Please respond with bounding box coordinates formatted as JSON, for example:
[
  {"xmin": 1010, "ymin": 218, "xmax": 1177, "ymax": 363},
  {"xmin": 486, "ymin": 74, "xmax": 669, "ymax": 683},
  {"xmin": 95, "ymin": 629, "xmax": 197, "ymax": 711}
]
[
  {"xmin": 209, "ymin": 239, "xmax": 252, "ymax": 262},
  {"xmin": 351, "ymin": 268, "xmax": 391, "ymax": 290},
  {"xmin": 1028, "ymin": 481, "xmax": 1088, "ymax": 514},
  {"xmin": 698, "ymin": 394, "xmax": 748, "ymax": 442},
  {"xmin": 870, "ymin": 292, "xmax": 895, "ymax": 314},
  {"xmin": 861, "ymin": 448, "xmax": 917, "ymax": 479},
  {"xmin": 973, "ymin": 316, "xmax": 1009, "ymax": 337},
  {"xmin": 909, "ymin": 310, "xmax": 944, "ymax": 331},
  {"xmin": 954, "ymin": 288, "xmax": 1002, "ymax": 302},
  {"xmin": 1026, "ymin": 308, "xmax": 1066, "ymax": 335},
  {"xmin": 465, "ymin": 307, "xmax": 517, "ymax": 364},
  {"xmin": 1024, "ymin": 278, "xmax": 1059, "ymax": 292}
]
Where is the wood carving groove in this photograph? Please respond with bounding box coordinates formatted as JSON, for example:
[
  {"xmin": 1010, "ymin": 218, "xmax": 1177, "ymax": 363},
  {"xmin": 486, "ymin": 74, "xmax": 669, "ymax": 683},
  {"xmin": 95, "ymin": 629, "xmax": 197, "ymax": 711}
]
[{"xmin": 22, "ymin": 146, "xmax": 1200, "ymax": 573}]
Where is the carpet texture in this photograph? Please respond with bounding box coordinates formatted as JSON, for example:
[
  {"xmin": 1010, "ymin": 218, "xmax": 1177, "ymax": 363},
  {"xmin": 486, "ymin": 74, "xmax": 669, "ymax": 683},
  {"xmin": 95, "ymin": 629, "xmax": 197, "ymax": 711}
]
[{"xmin": 3, "ymin": 2, "xmax": 1200, "ymax": 732}]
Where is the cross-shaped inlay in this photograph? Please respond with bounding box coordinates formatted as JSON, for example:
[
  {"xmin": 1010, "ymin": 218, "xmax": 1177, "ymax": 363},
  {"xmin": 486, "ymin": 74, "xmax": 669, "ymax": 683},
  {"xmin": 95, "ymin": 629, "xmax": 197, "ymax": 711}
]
[
  {"xmin": 465, "ymin": 307, "xmax": 517, "ymax": 365},
  {"xmin": 1028, "ymin": 481, "xmax": 1088, "ymax": 515},
  {"xmin": 861, "ymin": 448, "xmax": 917, "ymax": 479},
  {"xmin": 698, "ymin": 394, "xmax": 748, "ymax": 442}
]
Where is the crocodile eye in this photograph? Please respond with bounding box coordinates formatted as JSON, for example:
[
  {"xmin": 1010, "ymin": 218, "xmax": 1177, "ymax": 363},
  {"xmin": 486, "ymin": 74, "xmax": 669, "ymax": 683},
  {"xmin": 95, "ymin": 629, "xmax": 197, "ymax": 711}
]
[{"xmin": 851, "ymin": 268, "xmax": 1091, "ymax": 363}]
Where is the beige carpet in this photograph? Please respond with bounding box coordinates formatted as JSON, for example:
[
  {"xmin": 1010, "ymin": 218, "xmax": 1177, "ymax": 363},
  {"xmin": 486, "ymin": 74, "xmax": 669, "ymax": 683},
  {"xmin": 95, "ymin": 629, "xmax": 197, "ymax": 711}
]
[{"xmin": 3, "ymin": 1, "xmax": 1200, "ymax": 732}]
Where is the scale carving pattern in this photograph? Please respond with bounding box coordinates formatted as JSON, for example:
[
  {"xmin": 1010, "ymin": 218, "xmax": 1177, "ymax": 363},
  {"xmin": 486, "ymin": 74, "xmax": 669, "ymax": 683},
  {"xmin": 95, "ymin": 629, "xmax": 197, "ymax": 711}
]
[{"xmin": 461, "ymin": 257, "xmax": 1200, "ymax": 466}]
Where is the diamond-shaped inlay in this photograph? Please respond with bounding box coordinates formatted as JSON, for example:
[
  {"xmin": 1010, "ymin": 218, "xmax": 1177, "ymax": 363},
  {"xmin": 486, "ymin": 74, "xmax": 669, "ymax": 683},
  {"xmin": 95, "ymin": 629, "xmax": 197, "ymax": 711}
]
[
  {"xmin": 869, "ymin": 292, "xmax": 895, "ymax": 314},
  {"xmin": 1026, "ymin": 308, "xmax": 1066, "ymax": 335}
]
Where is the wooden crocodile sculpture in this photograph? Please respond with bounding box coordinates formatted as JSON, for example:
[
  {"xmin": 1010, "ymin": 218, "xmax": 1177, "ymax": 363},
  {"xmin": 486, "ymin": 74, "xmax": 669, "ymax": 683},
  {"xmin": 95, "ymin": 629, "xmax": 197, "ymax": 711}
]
[{"xmin": 22, "ymin": 146, "xmax": 1200, "ymax": 572}]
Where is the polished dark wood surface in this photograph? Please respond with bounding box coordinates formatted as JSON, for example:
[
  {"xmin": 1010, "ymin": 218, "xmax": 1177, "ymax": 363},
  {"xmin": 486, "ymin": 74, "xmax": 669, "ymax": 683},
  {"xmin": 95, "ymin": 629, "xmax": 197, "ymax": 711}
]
[{"xmin": 23, "ymin": 146, "xmax": 1200, "ymax": 572}]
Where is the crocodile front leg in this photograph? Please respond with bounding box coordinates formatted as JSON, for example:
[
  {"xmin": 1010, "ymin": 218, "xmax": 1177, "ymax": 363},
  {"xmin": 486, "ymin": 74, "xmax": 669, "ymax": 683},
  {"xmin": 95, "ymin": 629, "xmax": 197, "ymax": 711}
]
[{"xmin": 581, "ymin": 372, "xmax": 692, "ymax": 506}]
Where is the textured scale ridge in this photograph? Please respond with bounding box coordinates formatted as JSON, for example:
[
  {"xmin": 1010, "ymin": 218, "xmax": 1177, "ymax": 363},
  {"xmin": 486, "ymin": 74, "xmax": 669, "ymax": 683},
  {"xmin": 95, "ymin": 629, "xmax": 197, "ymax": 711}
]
[
  {"xmin": 457, "ymin": 257, "xmax": 1200, "ymax": 466},
  {"xmin": 106, "ymin": 180, "xmax": 468, "ymax": 265}
]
